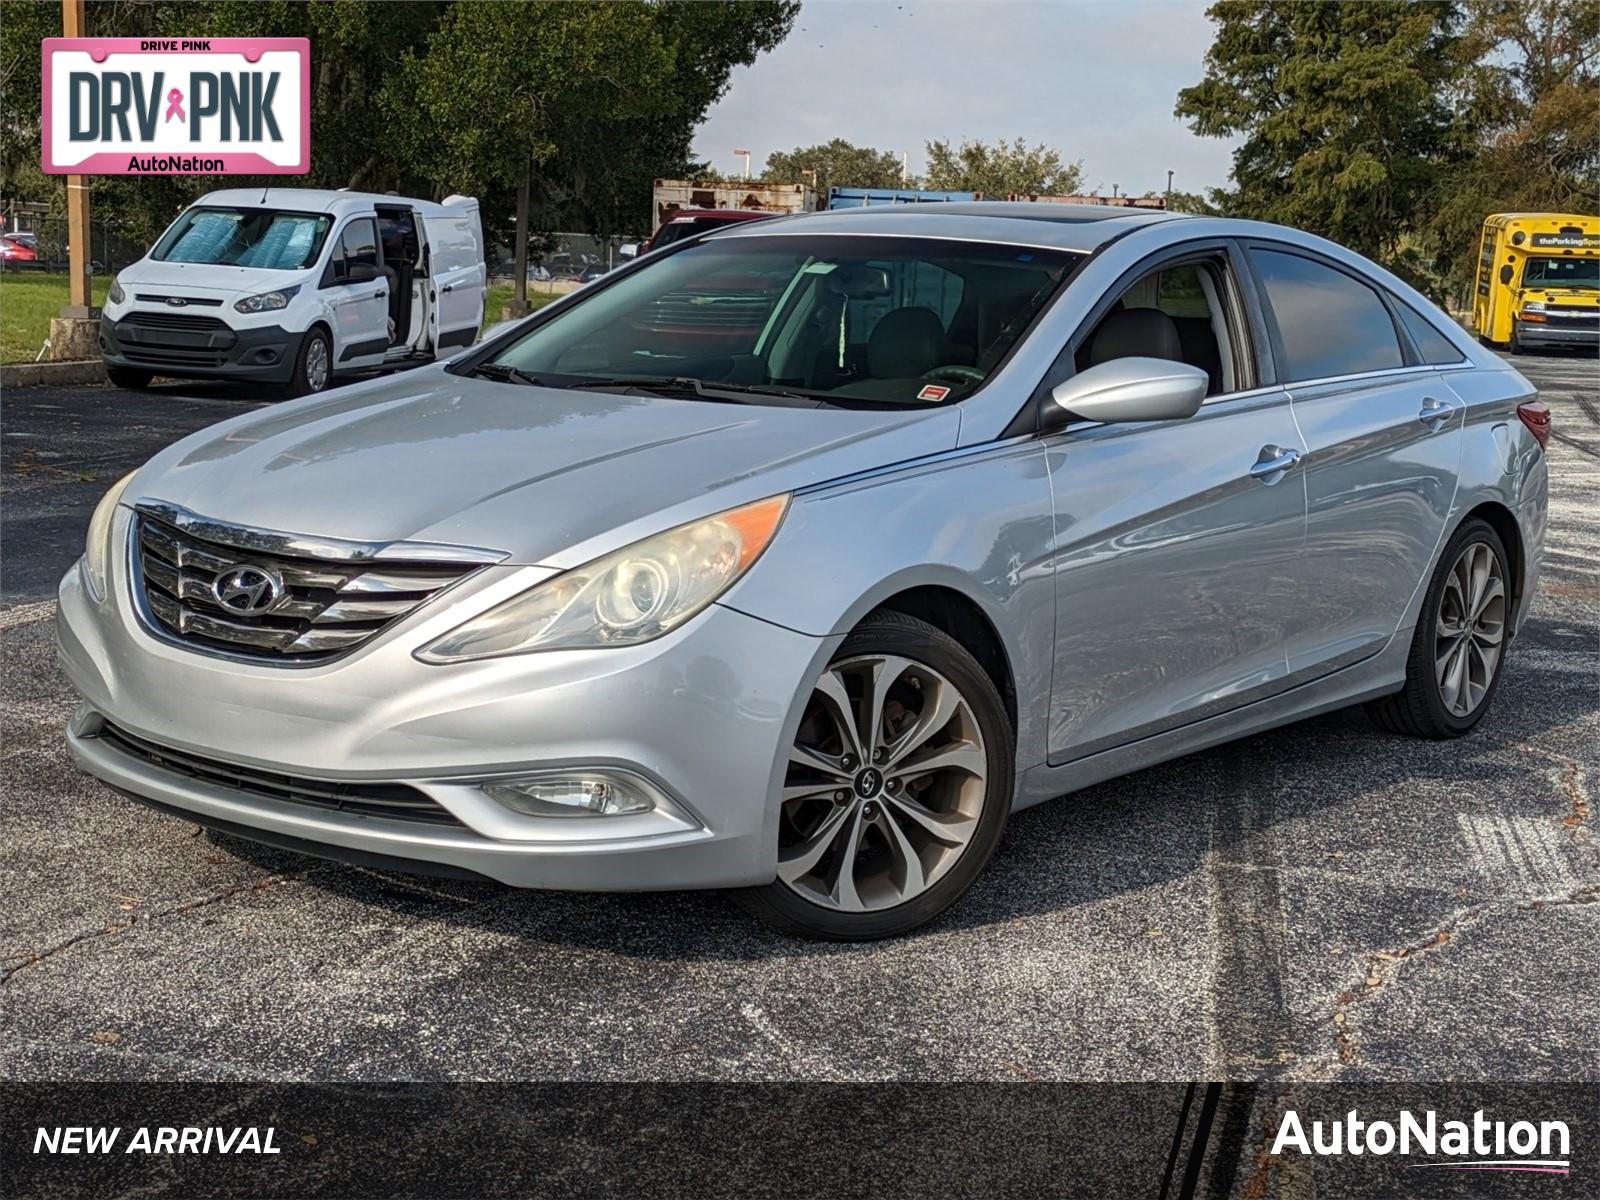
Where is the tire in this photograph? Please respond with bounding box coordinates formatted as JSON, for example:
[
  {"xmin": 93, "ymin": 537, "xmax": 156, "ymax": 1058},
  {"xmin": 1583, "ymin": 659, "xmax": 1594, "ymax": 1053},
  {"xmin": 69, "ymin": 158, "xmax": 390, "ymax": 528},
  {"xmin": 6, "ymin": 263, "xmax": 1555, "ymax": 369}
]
[
  {"xmin": 285, "ymin": 327, "xmax": 332, "ymax": 397},
  {"xmin": 1509, "ymin": 325, "xmax": 1525, "ymax": 355},
  {"xmin": 1366, "ymin": 517, "xmax": 1511, "ymax": 739},
  {"xmin": 105, "ymin": 365, "xmax": 153, "ymax": 390},
  {"xmin": 733, "ymin": 609, "xmax": 1014, "ymax": 940}
]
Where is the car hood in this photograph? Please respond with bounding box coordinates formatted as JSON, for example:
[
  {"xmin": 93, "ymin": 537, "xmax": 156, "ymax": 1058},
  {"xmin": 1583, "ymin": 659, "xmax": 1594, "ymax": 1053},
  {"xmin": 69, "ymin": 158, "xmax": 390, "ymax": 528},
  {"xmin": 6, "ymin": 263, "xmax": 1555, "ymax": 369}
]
[
  {"xmin": 1523, "ymin": 287, "xmax": 1599, "ymax": 305},
  {"xmin": 130, "ymin": 367, "xmax": 962, "ymax": 566},
  {"xmin": 117, "ymin": 259, "xmax": 308, "ymax": 301}
]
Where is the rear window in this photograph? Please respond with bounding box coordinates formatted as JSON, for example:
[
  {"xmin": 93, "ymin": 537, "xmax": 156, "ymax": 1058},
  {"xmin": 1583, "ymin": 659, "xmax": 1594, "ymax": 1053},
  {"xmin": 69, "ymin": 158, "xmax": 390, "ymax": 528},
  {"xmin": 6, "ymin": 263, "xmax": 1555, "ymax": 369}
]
[{"xmin": 1251, "ymin": 249, "xmax": 1403, "ymax": 381}]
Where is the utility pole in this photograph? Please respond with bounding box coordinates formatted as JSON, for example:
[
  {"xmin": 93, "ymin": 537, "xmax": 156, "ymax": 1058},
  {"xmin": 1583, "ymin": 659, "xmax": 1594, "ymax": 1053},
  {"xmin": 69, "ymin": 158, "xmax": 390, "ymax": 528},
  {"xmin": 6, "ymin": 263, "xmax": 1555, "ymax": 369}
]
[
  {"xmin": 734, "ymin": 149, "xmax": 751, "ymax": 180},
  {"xmin": 1166, "ymin": 169, "xmax": 1174, "ymax": 209}
]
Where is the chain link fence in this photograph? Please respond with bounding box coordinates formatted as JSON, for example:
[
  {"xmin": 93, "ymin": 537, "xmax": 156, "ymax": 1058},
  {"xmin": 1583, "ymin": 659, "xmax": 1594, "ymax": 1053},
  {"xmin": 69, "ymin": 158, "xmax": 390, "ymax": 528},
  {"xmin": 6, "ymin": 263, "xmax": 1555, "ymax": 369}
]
[
  {"xmin": 0, "ymin": 208, "xmax": 148, "ymax": 277},
  {"xmin": 486, "ymin": 232, "xmax": 640, "ymax": 288}
]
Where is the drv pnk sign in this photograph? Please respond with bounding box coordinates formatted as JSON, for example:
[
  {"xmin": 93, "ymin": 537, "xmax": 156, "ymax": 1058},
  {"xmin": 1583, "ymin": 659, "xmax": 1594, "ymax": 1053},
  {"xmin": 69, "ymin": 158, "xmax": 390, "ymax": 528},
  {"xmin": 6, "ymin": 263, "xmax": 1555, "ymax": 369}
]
[{"xmin": 42, "ymin": 38, "xmax": 308, "ymax": 175}]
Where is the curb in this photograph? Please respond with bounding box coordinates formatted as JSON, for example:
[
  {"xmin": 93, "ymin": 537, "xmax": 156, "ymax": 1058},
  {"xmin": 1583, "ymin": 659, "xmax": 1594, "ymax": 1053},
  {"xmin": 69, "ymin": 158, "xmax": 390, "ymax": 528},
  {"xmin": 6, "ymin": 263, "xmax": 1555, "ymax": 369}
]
[{"xmin": 1, "ymin": 359, "xmax": 107, "ymax": 388}]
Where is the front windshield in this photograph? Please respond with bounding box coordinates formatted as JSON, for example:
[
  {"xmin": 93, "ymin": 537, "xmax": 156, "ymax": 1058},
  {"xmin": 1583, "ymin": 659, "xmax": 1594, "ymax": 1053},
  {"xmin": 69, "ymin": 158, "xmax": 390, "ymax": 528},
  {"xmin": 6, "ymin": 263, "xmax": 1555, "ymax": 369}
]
[
  {"xmin": 1522, "ymin": 256, "xmax": 1599, "ymax": 289},
  {"xmin": 484, "ymin": 234, "xmax": 1079, "ymax": 406},
  {"xmin": 151, "ymin": 206, "xmax": 333, "ymax": 270}
]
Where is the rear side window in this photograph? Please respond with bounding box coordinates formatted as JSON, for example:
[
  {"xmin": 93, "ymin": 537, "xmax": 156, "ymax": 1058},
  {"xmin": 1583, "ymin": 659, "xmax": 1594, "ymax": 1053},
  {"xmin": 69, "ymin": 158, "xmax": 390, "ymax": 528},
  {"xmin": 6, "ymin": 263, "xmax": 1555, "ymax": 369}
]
[
  {"xmin": 1393, "ymin": 298, "xmax": 1465, "ymax": 365},
  {"xmin": 1250, "ymin": 249, "xmax": 1404, "ymax": 381}
]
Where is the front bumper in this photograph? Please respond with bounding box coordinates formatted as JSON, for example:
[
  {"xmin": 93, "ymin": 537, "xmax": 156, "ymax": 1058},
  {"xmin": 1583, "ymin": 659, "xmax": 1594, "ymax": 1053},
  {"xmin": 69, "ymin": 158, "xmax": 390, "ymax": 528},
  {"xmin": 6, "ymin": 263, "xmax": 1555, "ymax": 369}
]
[
  {"xmin": 100, "ymin": 314, "xmax": 304, "ymax": 383},
  {"xmin": 1514, "ymin": 318, "xmax": 1599, "ymax": 349},
  {"xmin": 56, "ymin": 527, "xmax": 831, "ymax": 890}
]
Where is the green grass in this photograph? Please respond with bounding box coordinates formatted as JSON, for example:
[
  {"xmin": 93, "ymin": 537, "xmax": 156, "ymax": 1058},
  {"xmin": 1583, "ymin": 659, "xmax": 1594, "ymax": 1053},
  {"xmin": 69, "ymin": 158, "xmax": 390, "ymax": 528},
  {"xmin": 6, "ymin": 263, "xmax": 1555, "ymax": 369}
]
[
  {"xmin": 0, "ymin": 274, "xmax": 558, "ymax": 363},
  {"xmin": 484, "ymin": 283, "xmax": 561, "ymax": 323},
  {"xmin": 0, "ymin": 273, "xmax": 111, "ymax": 363}
]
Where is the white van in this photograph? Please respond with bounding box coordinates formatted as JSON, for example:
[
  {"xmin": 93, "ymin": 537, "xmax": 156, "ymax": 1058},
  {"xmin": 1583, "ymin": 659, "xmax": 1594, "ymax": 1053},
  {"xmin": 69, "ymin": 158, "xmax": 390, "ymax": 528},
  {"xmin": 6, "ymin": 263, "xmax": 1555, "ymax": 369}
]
[{"xmin": 100, "ymin": 188, "xmax": 486, "ymax": 395}]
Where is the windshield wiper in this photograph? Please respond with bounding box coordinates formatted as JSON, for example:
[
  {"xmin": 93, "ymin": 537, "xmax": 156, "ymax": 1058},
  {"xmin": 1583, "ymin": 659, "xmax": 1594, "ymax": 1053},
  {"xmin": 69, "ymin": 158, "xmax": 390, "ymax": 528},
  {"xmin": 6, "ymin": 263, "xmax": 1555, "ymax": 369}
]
[
  {"xmin": 560, "ymin": 376, "xmax": 820, "ymax": 405},
  {"xmin": 468, "ymin": 362, "xmax": 548, "ymax": 387}
]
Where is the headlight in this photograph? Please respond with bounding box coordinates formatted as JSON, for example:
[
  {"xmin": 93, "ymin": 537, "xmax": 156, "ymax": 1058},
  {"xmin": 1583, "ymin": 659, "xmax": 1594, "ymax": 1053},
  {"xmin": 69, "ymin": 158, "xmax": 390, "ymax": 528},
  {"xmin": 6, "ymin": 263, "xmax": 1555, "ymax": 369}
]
[
  {"xmin": 1521, "ymin": 301, "xmax": 1545, "ymax": 312},
  {"xmin": 417, "ymin": 494, "xmax": 789, "ymax": 662},
  {"xmin": 82, "ymin": 471, "xmax": 136, "ymax": 601},
  {"xmin": 107, "ymin": 278, "xmax": 125, "ymax": 305},
  {"xmin": 234, "ymin": 285, "xmax": 300, "ymax": 314}
]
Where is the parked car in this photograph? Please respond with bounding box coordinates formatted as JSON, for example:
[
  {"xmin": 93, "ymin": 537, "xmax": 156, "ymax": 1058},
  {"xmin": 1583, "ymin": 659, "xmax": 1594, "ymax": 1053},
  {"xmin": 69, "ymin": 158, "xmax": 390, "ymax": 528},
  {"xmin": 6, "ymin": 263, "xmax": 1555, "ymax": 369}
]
[
  {"xmin": 59, "ymin": 203, "xmax": 1548, "ymax": 939},
  {"xmin": 642, "ymin": 207, "xmax": 776, "ymax": 252},
  {"xmin": 98, "ymin": 188, "xmax": 486, "ymax": 395},
  {"xmin": 0, "ymin": 233, "xmax": 38, "ymax": 266}
]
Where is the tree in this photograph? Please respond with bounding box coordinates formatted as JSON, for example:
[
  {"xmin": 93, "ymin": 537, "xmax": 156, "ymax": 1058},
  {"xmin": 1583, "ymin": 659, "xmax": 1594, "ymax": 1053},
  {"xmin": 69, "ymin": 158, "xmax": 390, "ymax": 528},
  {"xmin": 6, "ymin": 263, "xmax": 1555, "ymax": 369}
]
[
  {"xmin": 1428, "ymin": 0, "xmax": 1600, "ymax": 297},
  {"xmin": 762, "ymin": 139, "xmax": 902, "ymax": 194},
  {"xmin": 1175, "ymin": 1, "xmax": 1468, "ymax": 269},
  {"xmin": 922, "ymin": 138, "xmax": 1082, "ymax": 197}
]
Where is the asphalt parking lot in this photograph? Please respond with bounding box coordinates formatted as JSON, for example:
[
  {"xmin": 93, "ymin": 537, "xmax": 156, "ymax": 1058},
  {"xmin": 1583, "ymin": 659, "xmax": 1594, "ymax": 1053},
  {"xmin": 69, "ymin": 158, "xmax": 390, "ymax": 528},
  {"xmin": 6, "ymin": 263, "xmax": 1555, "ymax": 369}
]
[{"xmin": 3, "ymin": 356, "xmax": 1596, "ymax": 1084}]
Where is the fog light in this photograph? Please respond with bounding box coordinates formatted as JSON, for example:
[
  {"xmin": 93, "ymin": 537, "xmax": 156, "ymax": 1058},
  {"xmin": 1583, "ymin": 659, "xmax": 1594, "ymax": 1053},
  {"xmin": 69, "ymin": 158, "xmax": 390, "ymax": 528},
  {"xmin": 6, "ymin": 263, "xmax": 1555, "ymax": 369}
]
[{"xmin": 483, "ymin": 773, "xmax": 657, "ymax": 818}]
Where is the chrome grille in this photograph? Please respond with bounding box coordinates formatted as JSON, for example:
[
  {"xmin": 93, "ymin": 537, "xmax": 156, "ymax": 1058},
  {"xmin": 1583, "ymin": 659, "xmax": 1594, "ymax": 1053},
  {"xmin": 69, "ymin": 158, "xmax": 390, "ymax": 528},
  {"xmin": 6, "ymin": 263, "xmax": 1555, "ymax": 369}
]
[
  {"xmin": 134, "ymin": 293, "xmax": 224, "ymax": 307},
  {"xmin": 94, "ymin": 720, "xmax": 465, "ymax": 827},
  {"xmin": 133, "ymin": 510, "xmax": 490, "ymax": 664}
]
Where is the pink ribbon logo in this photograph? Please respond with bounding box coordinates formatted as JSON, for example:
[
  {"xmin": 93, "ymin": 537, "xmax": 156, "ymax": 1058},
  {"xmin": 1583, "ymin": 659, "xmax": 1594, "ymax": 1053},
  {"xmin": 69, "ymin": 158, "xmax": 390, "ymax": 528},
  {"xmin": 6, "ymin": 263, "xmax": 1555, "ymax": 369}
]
[{"xmin": 164, "ymin": 87, "xmax": 185, "ymax": 123}]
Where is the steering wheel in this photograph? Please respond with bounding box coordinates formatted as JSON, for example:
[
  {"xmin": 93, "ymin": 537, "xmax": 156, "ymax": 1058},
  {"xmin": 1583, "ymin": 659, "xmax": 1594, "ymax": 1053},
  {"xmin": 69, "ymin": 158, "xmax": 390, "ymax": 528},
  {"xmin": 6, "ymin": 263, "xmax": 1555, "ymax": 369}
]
[{"xmin": 923, "ymin": 364, "xmax": 987, "ymax": 385}]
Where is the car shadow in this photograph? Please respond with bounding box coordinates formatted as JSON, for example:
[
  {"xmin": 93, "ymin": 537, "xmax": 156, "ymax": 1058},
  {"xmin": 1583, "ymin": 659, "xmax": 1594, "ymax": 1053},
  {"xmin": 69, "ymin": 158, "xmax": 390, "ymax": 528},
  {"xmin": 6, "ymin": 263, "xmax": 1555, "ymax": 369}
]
[{"xmin": 208, "ymin": 615, "xmax": 1594, "ymax": 962}]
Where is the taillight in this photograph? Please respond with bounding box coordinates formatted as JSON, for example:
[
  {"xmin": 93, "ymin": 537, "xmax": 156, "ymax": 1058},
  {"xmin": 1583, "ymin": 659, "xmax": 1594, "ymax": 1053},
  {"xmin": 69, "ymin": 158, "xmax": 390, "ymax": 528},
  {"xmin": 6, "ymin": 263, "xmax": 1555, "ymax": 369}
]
[{"xmin": 1517, "ymin": 400, "xmax": 1551, "ymax": 450}]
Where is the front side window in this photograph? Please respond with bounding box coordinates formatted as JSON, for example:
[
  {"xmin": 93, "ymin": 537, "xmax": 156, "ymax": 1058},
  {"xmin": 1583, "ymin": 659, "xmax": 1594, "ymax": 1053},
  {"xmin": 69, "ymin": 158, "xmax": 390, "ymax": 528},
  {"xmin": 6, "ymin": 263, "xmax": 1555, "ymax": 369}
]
[
  {"xmin": 329, "ymin": 218, "xmax": 379, "ymax": 281},
  {"xmin": 481, "ymin": 235, "xmax": 1078, "ymax": 406},
  {"xmin": 1522, "ymin": 256, "xmax": 1599, "ymax": 289},
  {"xmin": 151, "ymin": 207, "xmax": 332, "ymax": 270},
  {"xmin": 1075, "ymin": 258, "xmax": 1241, "ymax": 396},
  {"xmin": 1251, "ymin": 249, "xmax": 1403, "ymax": 382}
]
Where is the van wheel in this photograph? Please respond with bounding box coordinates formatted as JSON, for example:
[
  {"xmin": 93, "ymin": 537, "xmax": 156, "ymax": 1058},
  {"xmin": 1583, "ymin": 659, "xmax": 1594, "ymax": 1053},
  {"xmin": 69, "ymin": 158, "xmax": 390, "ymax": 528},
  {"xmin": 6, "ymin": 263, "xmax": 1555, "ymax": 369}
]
[
  {"xmin": 286, "ymin": 328, "xmax": 332, "ymax": 397},
  {"xmin": 732, "ymin": 610, "xmax": 1013, "ymax": 940},
  {"xmin": 1366, "ymin": 518, "xmax": 1510, "ymax": 739},
  {"xmin": 105, "ymin": 366, "xmax": 153, "ymax": 390}
]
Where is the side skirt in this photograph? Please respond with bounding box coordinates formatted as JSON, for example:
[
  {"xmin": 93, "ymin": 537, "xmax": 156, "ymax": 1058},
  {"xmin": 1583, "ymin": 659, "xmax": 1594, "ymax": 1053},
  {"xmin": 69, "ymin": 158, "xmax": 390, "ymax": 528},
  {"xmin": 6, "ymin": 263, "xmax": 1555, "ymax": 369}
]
[{"xmin": 1013, "ymin": 632, "xmax": 1412, "ymax": 810}]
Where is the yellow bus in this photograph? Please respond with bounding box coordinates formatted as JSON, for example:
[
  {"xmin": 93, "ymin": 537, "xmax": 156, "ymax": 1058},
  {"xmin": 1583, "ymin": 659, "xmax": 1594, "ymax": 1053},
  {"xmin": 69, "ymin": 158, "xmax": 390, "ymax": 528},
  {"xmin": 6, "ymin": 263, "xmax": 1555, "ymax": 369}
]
[{"xmin": 1472, "ymin": 212, "xmax": 1599, "ymax": 354}]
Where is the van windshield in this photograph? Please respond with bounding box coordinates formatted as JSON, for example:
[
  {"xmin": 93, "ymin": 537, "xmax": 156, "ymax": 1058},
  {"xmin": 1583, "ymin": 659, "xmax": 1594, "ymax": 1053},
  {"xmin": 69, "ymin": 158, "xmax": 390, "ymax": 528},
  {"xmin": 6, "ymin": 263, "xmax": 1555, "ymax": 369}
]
[
  {"xmin": 151, "ymin": 207, "xmax": 333, "ymax": 270},
  {"xmin": 480, "ymin": 234, "xmax": 1078, "ymax": 407},
  {"xmin": 1522, "ymin": 257, "xmax": 1599, "ymax": 289}
]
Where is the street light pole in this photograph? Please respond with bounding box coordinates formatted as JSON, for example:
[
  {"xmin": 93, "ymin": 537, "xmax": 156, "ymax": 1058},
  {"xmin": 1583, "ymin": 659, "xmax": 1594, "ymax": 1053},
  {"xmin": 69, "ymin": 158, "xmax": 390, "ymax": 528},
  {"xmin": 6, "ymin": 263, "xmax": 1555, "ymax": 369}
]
[
  {"xmin": 734, "ymin": 149, "xmax": 751, "ymax": 180},
  {"xmin": 1166, "ymin": 169, "xmax": 1174, "ymax": 209}
]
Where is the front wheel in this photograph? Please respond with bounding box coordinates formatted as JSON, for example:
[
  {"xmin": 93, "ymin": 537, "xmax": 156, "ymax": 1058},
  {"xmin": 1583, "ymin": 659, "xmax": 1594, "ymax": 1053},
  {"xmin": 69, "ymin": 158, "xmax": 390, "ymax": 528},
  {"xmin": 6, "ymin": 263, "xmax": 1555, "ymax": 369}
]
[
  {"xmin": 1366, "ymin": 518, "xmax": 1511, "ymax": 739},
  {"xmin": 285, "ymin": 327, "xmax": 332, "ymax": 397},
  {"xmin": 733, "ymin": 610, "xmax": 1014, "ymax": 940}
]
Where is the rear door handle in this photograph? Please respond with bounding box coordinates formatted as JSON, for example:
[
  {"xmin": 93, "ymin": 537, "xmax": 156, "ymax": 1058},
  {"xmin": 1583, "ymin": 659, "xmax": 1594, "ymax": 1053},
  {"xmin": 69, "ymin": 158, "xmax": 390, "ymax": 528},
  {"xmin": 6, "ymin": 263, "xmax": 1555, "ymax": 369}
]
[
  {"xmin": 1418, "ymin": 396, "xmax": 1454, "ymax": 429},
  {"xmin": 1249, "ymin": 445, "xmax": 1302, "ymax": 482}
]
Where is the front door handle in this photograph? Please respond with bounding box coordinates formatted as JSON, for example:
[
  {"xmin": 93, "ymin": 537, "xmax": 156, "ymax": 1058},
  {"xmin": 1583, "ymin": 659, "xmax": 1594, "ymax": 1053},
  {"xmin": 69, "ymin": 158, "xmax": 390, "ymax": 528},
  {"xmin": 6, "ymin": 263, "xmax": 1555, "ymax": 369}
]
[
  {"xmin": 374, "ymin": 291, "xmax": 387, "ymax": 301},
  {"xmin": 1249, "ymin": 445, "xmax": 1302, "ymax": 482},
  {"xmin": 1418, "ymin": 396, "xmax": 1453, "ymax": 430}
]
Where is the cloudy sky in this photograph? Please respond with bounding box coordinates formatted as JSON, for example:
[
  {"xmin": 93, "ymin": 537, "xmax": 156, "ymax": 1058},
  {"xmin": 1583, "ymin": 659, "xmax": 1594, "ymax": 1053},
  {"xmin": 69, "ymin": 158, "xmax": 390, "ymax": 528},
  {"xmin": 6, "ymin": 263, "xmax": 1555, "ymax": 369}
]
[{"xmin": 694, "ymin": 0, "xmax": 1241, "ymax": 197}]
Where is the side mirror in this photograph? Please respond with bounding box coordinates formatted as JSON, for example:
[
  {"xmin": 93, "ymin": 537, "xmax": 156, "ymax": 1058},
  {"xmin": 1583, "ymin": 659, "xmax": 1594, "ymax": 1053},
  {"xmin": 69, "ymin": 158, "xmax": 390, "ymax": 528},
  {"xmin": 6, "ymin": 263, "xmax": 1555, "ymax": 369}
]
[
  {"xmin": 1499, "ymin": 264, "xmax": 1513, "ymax": 286},
  {"xmin": 1050, "ymin": 357, "xmax": 1208, "ymax": 424},
  {"xmin": 346, "ymin": 261, "xmax": 379, "ymax": 284}
]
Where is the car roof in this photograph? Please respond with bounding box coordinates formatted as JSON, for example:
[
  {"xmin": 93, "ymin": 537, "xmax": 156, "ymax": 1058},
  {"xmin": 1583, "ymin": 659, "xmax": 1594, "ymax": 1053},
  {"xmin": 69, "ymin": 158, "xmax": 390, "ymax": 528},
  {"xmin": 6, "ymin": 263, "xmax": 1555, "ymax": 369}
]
[
  {"xmin": 667, "ymin": 209, "xmax": 775, "ymax": 222},
  {"xmin": 193, "ymin": 188, "xmax": 468, "ymax": 218},
  {"xmin": 711, "ymin": 201, "xmax": 1190, "ymax": 253}
]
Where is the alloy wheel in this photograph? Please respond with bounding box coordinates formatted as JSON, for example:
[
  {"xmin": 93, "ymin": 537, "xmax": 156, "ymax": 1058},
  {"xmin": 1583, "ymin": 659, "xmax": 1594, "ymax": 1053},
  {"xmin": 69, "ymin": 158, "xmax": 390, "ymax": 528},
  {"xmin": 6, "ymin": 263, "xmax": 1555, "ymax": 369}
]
[
  {"xmin": 1434, "ymin": 541, "xmax": 1506, "ymax": 718},
  {"xmin": 305, "ymin": 337, "xmax": 329, "ymax": 391},
  {"xmin": 777, "ymin": 654, "xmax": 988, "ymax": 912}
]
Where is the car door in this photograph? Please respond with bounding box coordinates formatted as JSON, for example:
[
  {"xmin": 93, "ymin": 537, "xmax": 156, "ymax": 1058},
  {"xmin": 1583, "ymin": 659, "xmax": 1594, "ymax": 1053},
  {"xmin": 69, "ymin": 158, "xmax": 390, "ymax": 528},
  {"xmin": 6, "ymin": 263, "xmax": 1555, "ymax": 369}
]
[
  {"xmin": 1244, "ymin": 244, "xmax": 1462, "ymax": 677},
  {"xmin": 423, "ymin": 201, "xmax": 485, "ymax": 354},
  {"xmin": 1043, "ymin": 243, "xmax": 1308, "ymax": 764},
  {"xmin": 324, "ymin": 216, "xmax": 389, "ymax": 370}
]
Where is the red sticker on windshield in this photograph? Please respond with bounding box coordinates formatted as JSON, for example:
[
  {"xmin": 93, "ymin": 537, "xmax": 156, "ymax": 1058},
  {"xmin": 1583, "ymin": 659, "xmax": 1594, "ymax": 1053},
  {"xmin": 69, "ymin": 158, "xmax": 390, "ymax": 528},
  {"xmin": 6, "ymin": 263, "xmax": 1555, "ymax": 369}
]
[{"xmin": 917, "ymin": 384, "xmax": 951, "ymax": 401}]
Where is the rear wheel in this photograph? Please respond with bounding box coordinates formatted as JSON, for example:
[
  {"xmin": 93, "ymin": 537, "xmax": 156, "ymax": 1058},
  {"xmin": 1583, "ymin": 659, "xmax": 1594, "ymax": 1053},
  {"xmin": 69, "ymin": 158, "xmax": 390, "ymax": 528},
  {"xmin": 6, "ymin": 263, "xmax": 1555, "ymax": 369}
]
[
  {"xmin": 734, "ymin": 610, "xmax": 1013, "ymax": 940},
  {"xmin": 104, "ymin": 365, "xmax": 153, "ymax": 390},
  {"xmin": 1366, "ymin": 518, "xmax": 1510, "ymax": 739}
]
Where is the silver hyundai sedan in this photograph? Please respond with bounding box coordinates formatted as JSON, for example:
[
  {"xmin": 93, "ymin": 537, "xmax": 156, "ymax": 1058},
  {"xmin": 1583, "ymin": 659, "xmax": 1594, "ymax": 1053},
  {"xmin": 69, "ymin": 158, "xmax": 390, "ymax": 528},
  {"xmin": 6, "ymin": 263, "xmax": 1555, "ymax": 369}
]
[{"xmin": 58, "ymin": 203, "xmax": 1550, "ymax": 939}]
